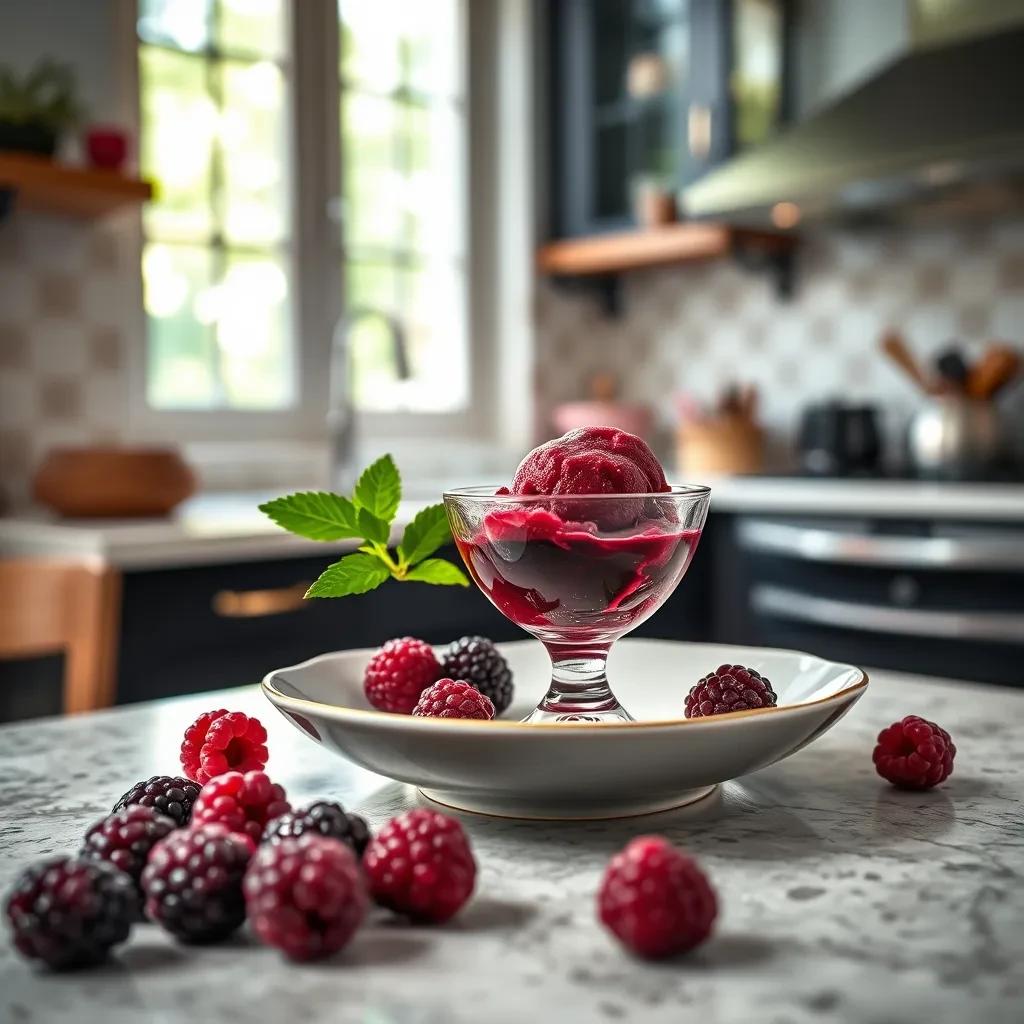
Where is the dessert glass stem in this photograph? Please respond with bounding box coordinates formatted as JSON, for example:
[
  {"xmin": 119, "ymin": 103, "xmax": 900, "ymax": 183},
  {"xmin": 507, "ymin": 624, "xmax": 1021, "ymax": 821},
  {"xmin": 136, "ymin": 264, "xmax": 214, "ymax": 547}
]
[{"xmin": 525, "ymin": 642, "xmax": 634, "ymax": 723}]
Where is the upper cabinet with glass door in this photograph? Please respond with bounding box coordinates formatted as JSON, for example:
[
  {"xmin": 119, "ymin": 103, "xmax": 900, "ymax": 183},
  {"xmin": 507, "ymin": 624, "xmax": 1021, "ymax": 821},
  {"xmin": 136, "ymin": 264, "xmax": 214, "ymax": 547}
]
[{"xmin": 549, "ymin": 0, "xmax": 790, "ymax": 238}]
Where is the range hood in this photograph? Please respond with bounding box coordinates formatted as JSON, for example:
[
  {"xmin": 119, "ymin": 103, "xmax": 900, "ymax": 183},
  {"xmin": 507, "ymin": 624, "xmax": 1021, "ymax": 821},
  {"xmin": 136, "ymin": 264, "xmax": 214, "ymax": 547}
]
[{"xmin": 683, "ymin": 3, "xmax": 1024, "ymax": 226}]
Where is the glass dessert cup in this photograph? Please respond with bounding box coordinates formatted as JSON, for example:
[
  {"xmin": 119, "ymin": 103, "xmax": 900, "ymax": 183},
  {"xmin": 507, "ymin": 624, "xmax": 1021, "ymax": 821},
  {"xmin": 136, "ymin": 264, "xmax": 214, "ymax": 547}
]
[{"xmin": 443, "ymin": 485, "xmax": 711, "ymax": 723}]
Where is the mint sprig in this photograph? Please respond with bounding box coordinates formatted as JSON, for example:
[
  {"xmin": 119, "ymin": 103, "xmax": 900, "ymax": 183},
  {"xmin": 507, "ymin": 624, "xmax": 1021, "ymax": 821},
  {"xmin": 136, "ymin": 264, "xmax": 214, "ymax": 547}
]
[{"xmin": 258, "ymin": 454, "xmax": 469, "ymax": 598}]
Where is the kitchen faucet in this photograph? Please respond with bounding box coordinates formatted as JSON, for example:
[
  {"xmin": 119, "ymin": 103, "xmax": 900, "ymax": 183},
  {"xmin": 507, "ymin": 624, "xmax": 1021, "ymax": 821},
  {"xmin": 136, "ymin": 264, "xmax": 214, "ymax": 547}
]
[{"xmin": 328, "ymin": 307, "xmax": 411, "ymax": 492}]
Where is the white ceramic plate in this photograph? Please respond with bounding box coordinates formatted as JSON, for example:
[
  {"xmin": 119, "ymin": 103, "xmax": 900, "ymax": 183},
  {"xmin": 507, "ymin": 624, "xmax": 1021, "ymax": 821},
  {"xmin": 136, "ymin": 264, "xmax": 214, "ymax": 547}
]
[{"xmin": 262, "ymin": 639, "xmax": 867, "ymax": 820}]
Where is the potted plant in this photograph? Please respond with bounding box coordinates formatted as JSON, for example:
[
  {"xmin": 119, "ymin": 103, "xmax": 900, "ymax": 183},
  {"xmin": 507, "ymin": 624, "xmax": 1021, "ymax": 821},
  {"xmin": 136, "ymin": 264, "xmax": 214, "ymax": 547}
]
[{"xmin": 0, "ymin": 59, "xmax": 83, "ymax": 157}]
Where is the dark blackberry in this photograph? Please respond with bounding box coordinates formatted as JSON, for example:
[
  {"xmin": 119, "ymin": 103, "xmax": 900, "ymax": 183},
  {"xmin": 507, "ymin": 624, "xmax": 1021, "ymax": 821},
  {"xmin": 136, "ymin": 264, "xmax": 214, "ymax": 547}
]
[
  {"xmin": 684, "ymin": 665, "xmax": 777, "ymax": 718},
  {"xmin": 4, "ymin": 856, "xmax": 136, "ymax": 969},
  {"xmin": 142, "ymin": 824, "xmax": 253, "ymax": 943},
  {"xmin": 262, "ymin": 801, "xmax": 371, "ymax": 857},
  {"xmin": 81, "ymin": 805, "xmax": 177, "ymax": 912},
  {"xmin": 111, "ymin": 775, "xmax": 201, "ymax": 827},
  {"xmin": 440, "ymin": 636, "xmax": 514, "ymax": 715}
]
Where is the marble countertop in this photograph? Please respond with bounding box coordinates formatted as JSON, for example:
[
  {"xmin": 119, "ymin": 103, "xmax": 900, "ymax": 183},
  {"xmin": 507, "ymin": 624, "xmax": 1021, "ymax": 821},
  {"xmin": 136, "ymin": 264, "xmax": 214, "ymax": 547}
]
[
  {"xmin": 0, "ymin": 494, "xmax": 434, "ymax": 569},
  {"xmin": 2, "ymin": 665, "xmax": 1022, "ymax": 1023},
  {"xmin": 3, "ymin": 479, "xmax": 1024, "ymax": 570}
]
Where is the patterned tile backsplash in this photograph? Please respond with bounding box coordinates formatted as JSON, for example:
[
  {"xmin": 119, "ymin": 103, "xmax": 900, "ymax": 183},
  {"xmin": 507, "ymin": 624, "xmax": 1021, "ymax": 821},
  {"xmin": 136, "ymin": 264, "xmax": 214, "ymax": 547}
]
[
  {"xmin": 533, "ymin": 216, "xmax": 1024, "ymax": 469},
  {"xmin": 1, "ymin": 211, "xmax": 1022, "ymax": 509},
  {"xmin": 0, "ymin": 212, "xmax": 140, "ymax": 508}
]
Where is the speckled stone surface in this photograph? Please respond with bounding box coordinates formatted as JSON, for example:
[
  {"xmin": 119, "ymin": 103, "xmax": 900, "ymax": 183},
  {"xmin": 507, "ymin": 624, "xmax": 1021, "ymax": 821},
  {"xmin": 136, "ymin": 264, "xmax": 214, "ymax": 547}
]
[{"xmin": 1, "ymin": 669, "xmax": 1022, "ymax": 1024}]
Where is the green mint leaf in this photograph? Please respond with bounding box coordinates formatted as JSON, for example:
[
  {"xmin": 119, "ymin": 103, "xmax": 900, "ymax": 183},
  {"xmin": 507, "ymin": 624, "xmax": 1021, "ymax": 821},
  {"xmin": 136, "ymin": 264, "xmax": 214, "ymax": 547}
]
[
  {"xmin": 398, "ymin": 503, "xmax": 453, "ymax": 567},
  {"xmin": 353, "ymin": 454, "xmax": 401, "ymax": 523},
  {"xmin": 305, "ymin": 552, "xmax": 390, "ymax": 598},
  {"xmin": 358, "ymin": 507, "xmax": 390, "ymax": 545},
  {"xmin": 259, "ymin": 491, "xmax": 360, "ymax": 541},
  {"xmin": 403, "ymin": 558, "xmax": 469, "ymax": 587}
]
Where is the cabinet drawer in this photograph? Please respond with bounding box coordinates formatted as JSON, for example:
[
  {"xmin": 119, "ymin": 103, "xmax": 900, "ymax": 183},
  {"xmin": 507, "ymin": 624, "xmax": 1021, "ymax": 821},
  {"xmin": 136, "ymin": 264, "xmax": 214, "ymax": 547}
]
[{"xmin": 116, "ymin": 547, "xmax": 518, "ymax": 704}]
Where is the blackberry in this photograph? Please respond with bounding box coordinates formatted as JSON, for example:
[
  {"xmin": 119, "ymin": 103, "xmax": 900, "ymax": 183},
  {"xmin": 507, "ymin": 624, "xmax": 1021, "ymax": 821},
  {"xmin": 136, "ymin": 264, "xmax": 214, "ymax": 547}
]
[
  {"xmin": 111, "ymin": 775, "xmax": 201, "ymax": 827},
  {"xmin": 262, "ymin": 801, "xmax": 371, "ymax": 857},
  {"xmin": 81, "ymin": 805, "xmax": 177, "ymax": 912},
  {"xmin": 440, "ymin": 636, "xmax": 514, "ymax": 715},
  {"xmin": 142, "ymin": 824, "xmax": 254, "ymax": 943},
  {"xmin": 684, "ymin": 665, "xmax": 777, "ymax": 719},
  {"xmin": 4, "ymin": 857, "xmax": 136, "ymax": 969}
]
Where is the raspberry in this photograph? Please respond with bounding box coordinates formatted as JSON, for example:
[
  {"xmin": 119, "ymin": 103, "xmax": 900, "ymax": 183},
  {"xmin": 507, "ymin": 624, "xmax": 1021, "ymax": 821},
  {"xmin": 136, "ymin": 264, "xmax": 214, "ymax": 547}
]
[
  {"xmin": 364, "ymin": 809, "xmax": 476, "ymax": 923},
  {"xmin": 244, "ymin": 836, "xmax": 367, "ymax": 961},
  {"xmin": 191, "ymin": 770, "xmax": 291, "ymax": 844},
  {"xmin": 684, "ymin": 664, "xmax": 777, "ymax": 718},
  {"xmin": 873, "ymin": 715, "xmax": 956, "ymax": 790},
  {"xmin": 111, "ymin": 775, "xmax": 201, "ymax": 827},
  {"xmin": 413, "ymin": 678, "xmax": 496, "ymax": 720},
  {"xmin": 364, "ymin": 637, "xmax": 441, "ymax": 714},
  {"xmin": 262, "ymin": 801, "xmax": 371, "ymax": 857},
  {"xmin": 142, "ymin": 823, "xmax": 254, "ymax": 943},
  {"xmin": 81, "ymin": 805, "xmax": 177, "ymax": 910},
  {"xmin": 4, "ymin": 857, "xmax": 136, "ymax": 969},
  {"xmin": 180, "ymin": 709, "xmax": 269, "ymax": 784},
  {"xmin": 598, "ymin": 836, "xmax": 717, "ymax": 959},
  {"xmin": 440, "ymin": 636, "xmax": 514, "ymax": 714}
]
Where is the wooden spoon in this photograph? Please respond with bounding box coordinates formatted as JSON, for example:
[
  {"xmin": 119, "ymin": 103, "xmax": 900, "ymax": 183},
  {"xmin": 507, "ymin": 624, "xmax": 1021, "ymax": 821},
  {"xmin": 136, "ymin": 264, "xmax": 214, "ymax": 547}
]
[
  {"xmin": 967, "ymin": 345, "xmax": 1021, "ymax": 400},
  {"xmin": 880, "ymin": 331, "xmax": 936, "ymax": 394}
]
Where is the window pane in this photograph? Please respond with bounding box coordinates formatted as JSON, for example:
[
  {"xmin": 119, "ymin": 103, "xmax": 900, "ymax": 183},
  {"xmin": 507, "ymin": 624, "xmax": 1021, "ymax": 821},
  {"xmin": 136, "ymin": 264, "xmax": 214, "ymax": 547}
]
[
  {"xmin": 144, "ymin": 243, "xmax": 219, "ymax": 408},
  {"xmin": 220, "ymin": 59, "xmax": 288, "ymax": 245},
  {"xmin": 399, "ymin": 262, "xmax": 467, "ymax": 412},
  {"xmin": 345, "ymin": 261, "xmax": 398, "ymax": 407},
  {"xmin": 343, "ymin": 261, "xmax": 466, "ymax": 412},
  {"xmin": 140, "ymin": 46, "xmax": 216, "ymax": 242},
  {"xmin": 339, "ymin": 0, "xmax": 401, "ymax": 92},
  {"xmin": 340, "ymin": 0, "xmax": 462, "ymax": 98},
  {"xmin": 139, "ymin": 0, "xmax": 212, "ymax": 53},
  {"xmin": 217, "ymin": 0, "xmax": 286, "ymax": 58},
  {"xmin": 341, "ymin": 93, "xmax": 402, "ymax": 249},
  {"xmin": 216, "ymin": 253, "xmax": 293, "ymax": 408},
  {"xmin": 405, "ymin": 102, "xmax": 463, "ymax": 258}
]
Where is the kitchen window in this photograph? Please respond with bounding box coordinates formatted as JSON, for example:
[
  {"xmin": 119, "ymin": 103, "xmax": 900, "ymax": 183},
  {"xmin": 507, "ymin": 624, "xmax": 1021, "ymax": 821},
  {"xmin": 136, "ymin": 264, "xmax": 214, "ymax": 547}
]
[{"xmin": 133, "ymin": 0, "xmax": 471, "ymax": 441}]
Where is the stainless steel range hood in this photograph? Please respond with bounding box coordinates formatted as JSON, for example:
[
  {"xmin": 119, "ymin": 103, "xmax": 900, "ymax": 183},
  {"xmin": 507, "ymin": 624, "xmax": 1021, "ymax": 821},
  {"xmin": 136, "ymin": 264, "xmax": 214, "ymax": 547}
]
[{"xmin": 682, "ymin": 1, "xmax": 1024, "ymax": 226}]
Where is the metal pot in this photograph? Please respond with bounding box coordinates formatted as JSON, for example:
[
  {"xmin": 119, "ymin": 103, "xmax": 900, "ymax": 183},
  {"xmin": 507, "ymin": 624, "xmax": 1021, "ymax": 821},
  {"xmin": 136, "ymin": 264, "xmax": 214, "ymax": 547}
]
[{"xmin": 907, "ymin": 397, "xmax": 1004, "ymax": 479}]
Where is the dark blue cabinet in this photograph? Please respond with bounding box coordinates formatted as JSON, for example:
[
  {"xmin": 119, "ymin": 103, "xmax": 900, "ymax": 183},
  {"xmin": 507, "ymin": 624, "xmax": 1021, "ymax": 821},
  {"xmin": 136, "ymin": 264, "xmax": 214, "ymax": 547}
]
[{"xmin": 548, "ymin": 0, "xmax": 791, "ymax": 238}]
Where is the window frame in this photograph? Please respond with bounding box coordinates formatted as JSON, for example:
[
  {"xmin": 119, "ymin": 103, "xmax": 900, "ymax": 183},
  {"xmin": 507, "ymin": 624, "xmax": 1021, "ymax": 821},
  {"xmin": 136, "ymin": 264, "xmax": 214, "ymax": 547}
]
[{"xmin": 122, "ymin": 0, "xmax": 488, "ymax": 446}]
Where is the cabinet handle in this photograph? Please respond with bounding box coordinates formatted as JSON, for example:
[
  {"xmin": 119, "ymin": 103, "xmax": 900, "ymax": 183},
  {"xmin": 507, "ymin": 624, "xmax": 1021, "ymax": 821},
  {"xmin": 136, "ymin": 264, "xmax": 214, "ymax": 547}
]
[
  {"xmin": 751, "ymin": 584, "xmax": 1024, "ymax": 644},
  {"xmin": 212, "ymin": 582, "xmax": 311, "ymax": 618},
  {"xmin": 688, "ymin": 103, "xmax": 712, "ymax": 159},
  {"xmin": 738, "ymin": 519, "xmax": 1024, "ymax": 571}
]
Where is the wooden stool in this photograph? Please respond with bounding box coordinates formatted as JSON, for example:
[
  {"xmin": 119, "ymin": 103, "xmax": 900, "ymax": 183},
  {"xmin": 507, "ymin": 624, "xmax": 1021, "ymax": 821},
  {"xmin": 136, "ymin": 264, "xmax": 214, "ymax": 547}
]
[{"xmin": 0, "ymin": 559, "xmax": 121, "ymax": 714}]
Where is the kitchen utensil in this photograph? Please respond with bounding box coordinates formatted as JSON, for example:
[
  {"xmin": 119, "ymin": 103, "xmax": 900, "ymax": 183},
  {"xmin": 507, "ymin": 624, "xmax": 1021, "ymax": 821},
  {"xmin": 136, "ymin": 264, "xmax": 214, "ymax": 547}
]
[
  {"xmin": 881, "ymin": 331, "xmax": 936, "ymax": 394},
  {"xmin": 966, "ymin": 344, "xmax": 1021, "ymax": 400},
  {"xmin": 32, "ymin": 446, "xmax": 196, "ymax": 518},
  {"xmin": 907, "ymin": 397, "xmax": 1004, "ymax": 480},
  {"xmin": 798, "ymin": 403, "xmax": 881, "ymax": 476},
  {"xmin": 935, "ymin": 348, "xmax": 969, "ymax": 393},
  {"xmin": 262, "ymin": 638, "xmax": 867, "ymax": 820},
  {"xmin": 443, "ymin": 486, "xmax": 710, "ymax": 723},
  {"xmin": 678, "ymin": 414, "xmax": 763, "ymax": 476}
]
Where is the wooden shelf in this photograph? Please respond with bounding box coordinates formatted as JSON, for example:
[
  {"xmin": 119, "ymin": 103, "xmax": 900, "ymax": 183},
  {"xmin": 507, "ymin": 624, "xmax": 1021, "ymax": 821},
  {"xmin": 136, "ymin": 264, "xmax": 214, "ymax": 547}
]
[
  {"xmin": 0, "ymin": 153, "xmax": 152, "ymax": 219},
  {"xmin": 537, "ymin": 223, "xmax": 795, "ymax": 277}
]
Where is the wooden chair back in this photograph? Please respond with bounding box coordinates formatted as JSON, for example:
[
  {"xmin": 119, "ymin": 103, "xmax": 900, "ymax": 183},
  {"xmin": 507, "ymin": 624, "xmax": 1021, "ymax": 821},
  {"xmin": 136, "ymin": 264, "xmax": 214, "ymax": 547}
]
[{"xmin": 0, "ymin": 559, "xmax": 121, "ymax": 714}]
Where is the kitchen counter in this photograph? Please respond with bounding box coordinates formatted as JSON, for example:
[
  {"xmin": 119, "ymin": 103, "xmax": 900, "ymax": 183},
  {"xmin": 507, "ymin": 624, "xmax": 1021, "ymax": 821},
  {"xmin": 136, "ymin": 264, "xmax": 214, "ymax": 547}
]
[
  {"xmin": 2, "ymin": 667, "xmax": 1021, "ymax": 1023},
  {"xmin": 3, "ymin": 479, "xmax": 1024, "ymax": 570},
  {"xmin": 707, "ymin": 476, "xmax": 1024, "ymax": 520},
  {"xmin": 0, "ymin": 493, "xmax": 433, "ymax": 570}
]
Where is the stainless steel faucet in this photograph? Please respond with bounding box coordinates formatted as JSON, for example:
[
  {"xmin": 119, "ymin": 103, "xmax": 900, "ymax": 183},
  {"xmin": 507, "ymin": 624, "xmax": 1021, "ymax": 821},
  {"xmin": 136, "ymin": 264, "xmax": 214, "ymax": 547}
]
[{"xmin": 328, "ymin": 307, "xmax": 411, "ymax": 492}]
